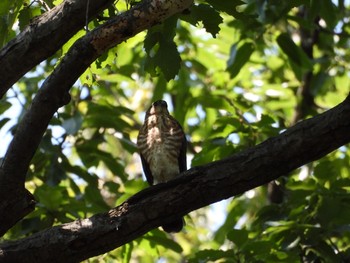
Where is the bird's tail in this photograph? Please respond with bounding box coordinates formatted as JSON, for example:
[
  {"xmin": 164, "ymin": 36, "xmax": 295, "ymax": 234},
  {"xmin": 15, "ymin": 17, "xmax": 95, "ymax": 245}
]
[{"xmin": 162, "ymin": 217, "xmax": 185, "ymax": 233}]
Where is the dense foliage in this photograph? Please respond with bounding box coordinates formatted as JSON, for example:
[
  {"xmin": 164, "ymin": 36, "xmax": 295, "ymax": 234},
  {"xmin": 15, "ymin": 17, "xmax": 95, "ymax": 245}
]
[{"xmin": 1, "ymin": 0, "xmax": 350, "ymax": 261}]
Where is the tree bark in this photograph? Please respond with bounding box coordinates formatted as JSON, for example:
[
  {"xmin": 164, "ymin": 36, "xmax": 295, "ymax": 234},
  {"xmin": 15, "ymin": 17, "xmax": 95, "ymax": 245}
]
[
  {"xmin": 0, "ymin": 0, "xmax": 114, "ymax": 98},
  {"xmin": 0, "ymin": 0, "xmax": 194, "ymax": 237},
  {"xmin": 1, "ymin": 94, "xmax": 350, "ymax": 262}
]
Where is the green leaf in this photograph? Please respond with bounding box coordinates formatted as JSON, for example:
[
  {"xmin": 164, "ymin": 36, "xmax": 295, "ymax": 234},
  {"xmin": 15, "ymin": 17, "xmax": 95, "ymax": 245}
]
[
  {"xmin": 137, "ymin": 237, "xmax": 159, "ymax": 257},
  {"xmin": 144, "ymin": 31, "xmax": 160, "ymax": 55},
  {"xmin": 35, "ymin": 185, "xmax": 65, "ymax": 211},
  {"xmin": 68, "ymin": 177, "xmax": 82, "ymax": 196},
  {"xmin": 242, "ymin": 240, "xmax": 273, "ymax": 255},
  {"xmin": 121, "ymin": 242, "xmax": 133, "ymax": 263},
  {"xmin": 62, "ymin": 162, "xmax": 98, "ymax": 185},
  {"xmin": 310, "ymin": 72, "xmax": 332, "ymax": 96},
  {"xmin": 0, "ymin": 0, "xmax": 24, "ymax": 46},
  {"xmin": 84, "ymin": 185, "xmax": 110, "ymax": 211},
  {"xmin": 227, "ymin": 42, "xmax": 254, "ymax": 78},
  {"xmin": 18, "ymin": 6, "xmax": 41, "ymax": 30},
  {"xmin": 314, "ymin": 160, "xmax": 335, "ymax": 182},
  {"xmin": 79, "ymin": 68, "xmax": 95, "ymax": 86},
  {"xmin": 227, "ymin": 229, "xmax": 249, "ymax": 247},
  {"xmin": 152, "ymin": 75, "xmax": 167, "ymax": 102},
  {"xmin": 161, "ymin": 16, "xmax": 178, "ymax": 41},
  {"xmin": 319, "ymin": 0, "xmax": 337, "ymax": 28},
  {"xmin": 314, "ymin": 240, "xmax": 340, "ymax": 262},
  {"xmin": 190, "ymin": 249, "xmax": 235, "ymax": 262},
  {"xmin": 46, "ymin": 154, "xmax": 66, "ymax": 186},
  {"xmin": 205, "ymin": 0, "xmax": 245, "ymax": 18},
  {"xmin": 0, "ymin": 100, "xmax": 11, "ymax": 113},
  {"xmin": 144, "ymin": 16, "xmax": 178, "ymax": 79},
  {"xmin": 197, "ymin": 95, "xmax": 232, "ymax": 111},
  {"xmin": 145, "ymin": 234, "xmax": 183, "ymax": 253},
  {"xmin": 276, "ymin": 33, "xmax": 312, "ymax": 70},
  {"xmin": 154, "ymin": 38, "xmax": 181, "ymax": 81},
  {"xmin": 99, "ymin": 154, "xmax": 127, "ymax": 181},
  {"xmin": 181, "ymin": 4, "xmax": 223, "ymax": 37},
  {"xmin": 75, "ymin": 138, "xmax": 103, "ymax": 167},
  {"xmin": 103, "ymin": 181, "xmax": 120, "ymax": 194},
  {"xmin": 0, "ymin": 117, "xmax": 10, "ymax": 129},
  {"xmin": 84, "ymin": 103, "xmax": 133, "ymax": 131},
  {"xmin": 0, "ymin": 0, "xmax": 13, "ymax": 16},
  {"xmin": 123, "ymin": 180, "xmax": 146, "ymax": 195},
  {"xmin": 117, "ymin": 136, "xmax": 138, "ymax": 154}
]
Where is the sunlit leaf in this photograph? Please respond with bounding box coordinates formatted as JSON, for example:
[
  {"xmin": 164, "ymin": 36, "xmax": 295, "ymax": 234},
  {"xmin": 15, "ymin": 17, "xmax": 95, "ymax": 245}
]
[
  {"xmin": 121, "ymin": 242, "xmax": 133, "ymax": 263},
  {"xmin": 35, "ymin": 185, "xmax": 65, "ymax": 211},
  {"xmin": 181, "ymin": 4, "xmax": 223, "ymax": 37}
]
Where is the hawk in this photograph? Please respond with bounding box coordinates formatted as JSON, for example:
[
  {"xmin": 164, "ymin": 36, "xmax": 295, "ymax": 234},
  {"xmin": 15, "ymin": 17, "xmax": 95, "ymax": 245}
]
[{"xmin": 137, "ymin": 100, "xmax": 187, "ymax": 232}]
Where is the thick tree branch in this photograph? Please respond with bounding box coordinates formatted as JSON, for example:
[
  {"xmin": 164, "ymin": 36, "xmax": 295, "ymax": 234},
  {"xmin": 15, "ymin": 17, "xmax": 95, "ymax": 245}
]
[
  {"xmin": 0, "ymin": 0, "xmax": 114, "ymax": 98},
  {"xmin": 1, "ymin": 95, "xmax": 350, "ymax": 262},
  {"xmin": 0, "ymin": 0, "xmax": 193, "ymax": 237}
]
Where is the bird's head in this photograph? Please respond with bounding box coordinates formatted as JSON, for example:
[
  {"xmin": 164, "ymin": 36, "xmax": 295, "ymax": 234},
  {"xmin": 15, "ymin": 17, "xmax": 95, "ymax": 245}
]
[{"xmin": 148, "ymin": 100, "xmax": 169, "ymax": 116}]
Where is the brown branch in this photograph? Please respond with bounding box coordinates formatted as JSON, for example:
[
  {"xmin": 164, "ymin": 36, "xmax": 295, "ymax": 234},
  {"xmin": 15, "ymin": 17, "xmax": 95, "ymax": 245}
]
[
  {"xmin": 0, "ymin": 0, "xmax": 114, "ymax": 98},
  {"xmin": 0, "ymin": 0, "xmax": 194, "ymax": 237},
  {"xmin": 1, "ymin": 94, "xmax": 350, "ymax": 262}
]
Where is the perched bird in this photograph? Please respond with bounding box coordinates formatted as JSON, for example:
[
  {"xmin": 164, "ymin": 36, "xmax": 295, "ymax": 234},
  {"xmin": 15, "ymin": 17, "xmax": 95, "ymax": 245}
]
[{"xmin": 137, "ymin": 100, "xmax": 187, "ymax": 232}]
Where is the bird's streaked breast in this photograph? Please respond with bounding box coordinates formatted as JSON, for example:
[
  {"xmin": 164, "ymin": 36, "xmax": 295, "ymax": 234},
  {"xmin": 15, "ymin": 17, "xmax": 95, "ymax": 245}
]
[{"xmin": 137, "ymin": 114, "xmax": 184, "ymax": 183}]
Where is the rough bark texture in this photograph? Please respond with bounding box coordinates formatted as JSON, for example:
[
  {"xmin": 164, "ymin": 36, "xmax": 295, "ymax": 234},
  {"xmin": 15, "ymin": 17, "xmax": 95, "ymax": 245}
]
[
  {"xmin": 0, "ymin": 0, "xmax": 114, "ymax": 98},
  {"xmin": 0, "ymin": 0, "xmax": 194, "ymax": 237},
  {"xmin": 1, "ymin": 95, "xmax": 350, "ymax": 262}
]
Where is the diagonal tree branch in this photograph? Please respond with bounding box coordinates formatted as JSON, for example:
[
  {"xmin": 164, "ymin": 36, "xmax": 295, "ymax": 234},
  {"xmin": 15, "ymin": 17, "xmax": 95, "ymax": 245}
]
[
  {"xmin": 0, "ymin": 0, "xmax": 114, "ymax": 98},
  {"xmin": 1, "ymin": 94, "xmax": 350, "ymax": 262},
  {"xmin": 0, "ymin": 0, "xmax": 194, "ymax": 237}
]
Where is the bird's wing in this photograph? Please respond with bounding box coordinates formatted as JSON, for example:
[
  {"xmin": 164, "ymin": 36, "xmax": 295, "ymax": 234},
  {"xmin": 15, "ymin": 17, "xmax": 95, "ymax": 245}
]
[
  {"xmin": 178, "ymin": 134, "xmax": 187, "ymax": 173},
  {"xmin": 140, "ymin": 153, "xmax": 154, "ymax": 185}
]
